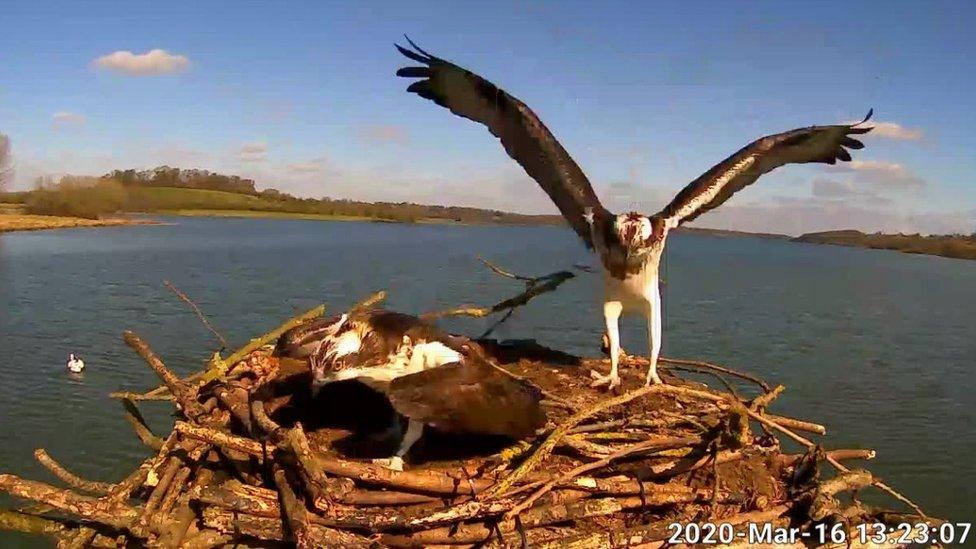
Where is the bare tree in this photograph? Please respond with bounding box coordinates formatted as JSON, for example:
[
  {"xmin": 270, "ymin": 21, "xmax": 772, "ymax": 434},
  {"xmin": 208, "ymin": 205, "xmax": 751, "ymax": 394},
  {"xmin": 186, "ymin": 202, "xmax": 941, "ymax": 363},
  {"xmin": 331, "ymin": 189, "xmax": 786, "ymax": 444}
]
[{"xmin": 0, "ymin": 134, "xmax": 11, "ymax": 190}]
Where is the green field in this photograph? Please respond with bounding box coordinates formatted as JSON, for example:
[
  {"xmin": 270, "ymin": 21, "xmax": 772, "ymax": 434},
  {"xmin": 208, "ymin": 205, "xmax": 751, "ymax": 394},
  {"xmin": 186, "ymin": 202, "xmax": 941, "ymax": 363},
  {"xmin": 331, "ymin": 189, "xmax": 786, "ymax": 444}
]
[
  {"xmin": 128, "ymin": 187, "xmax": 286, "ymax": 212},
  {"xmin": 162, "ymin": 208, "xmax": 379, "ymax": 222}
]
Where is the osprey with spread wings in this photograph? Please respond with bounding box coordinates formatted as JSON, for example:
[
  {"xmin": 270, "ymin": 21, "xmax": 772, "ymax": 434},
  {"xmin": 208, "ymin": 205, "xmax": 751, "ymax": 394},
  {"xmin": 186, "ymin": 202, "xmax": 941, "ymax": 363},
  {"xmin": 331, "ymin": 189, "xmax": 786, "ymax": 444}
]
[{"xmin": 396, "ymin": 39, "xmax": 873, "ymax": 390}]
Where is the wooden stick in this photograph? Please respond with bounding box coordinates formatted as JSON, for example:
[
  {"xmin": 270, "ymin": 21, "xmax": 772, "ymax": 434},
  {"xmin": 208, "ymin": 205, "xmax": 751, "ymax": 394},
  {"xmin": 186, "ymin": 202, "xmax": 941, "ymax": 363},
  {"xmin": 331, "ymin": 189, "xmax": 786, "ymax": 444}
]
[
  {"xmin": 347, "ymin": 290, "xmax": 387, "ymax": 316},
  {"xmin": 766, "ymin": 413, "xmax": 827, "ymax": 435},
  {"xmin": 33, "ymin": 449, "xmax": 113, "ymax": 495},
  {"xmin": 108, "ymin": 391, "xmax": 174, "ymax": 401},
  {"xmin": 532, "ymin": 504, "xmax": 789, "ymax": 549},
  {"xmin": 174, "ymin": 421, "xmax": 497, "ymax": 496},
  {"xmin": 57, "ymin": 527, "xmax": 96, "ymax": 549},
  {"xmin": 136, "ymin": 302, "xmax": 327, "ymax": 397},
  {"xmin": 178, "ymin": 530, "xmax": 231, "ymax": 549},
  {"xmin": 486, "ymin": 382, "xmax": 726, "ymax": 500},
  {"xmin": 250, "ymin": 400, "xmax": 348, "ymax": 513},
  {"xmin": 120, "ymin": 398, "xmax": 165, "ymax": 450},
  {"xmin": 505, "ymin": 436, "xmax": 700, "ymax": 518},
  {"xmin": 0, "ymin": 474, "xmax": 138, "ymax": 530},
  {"xmin": 106, "ymin": 432, "xmax": 177, "ymax": 504},
  {"xmin": 745, "ymin": 408, "xmax": 927, "ymax": 517},
  {"xmin": 163, "ymin": 279, "xmax": 228, "ymax": 350},
  {"xmin": 666, "ymin": 357, "xmax": 773, "ymax": 392},
  {"xmin": 272, "ymin": 463, "xmax": 315, "ymax": 548},
  {"xmin": 422, "ymin": 270, "xmax": 574, "ymax": 321},
  {"xmin": 780, "ymin": 448, "xmax": 876, "ymax": 466},
  {"xmin": 123, "ymin": 331, "xmax": 203, "ymax": 419},
  {"xmin": 0, "ymin": 509, "xmax": 71, "ymax": 539},
  {"xmin": 483, "ymin": 385, "xmax": 656, "ymax": 499},
  {"xmin": 156, "ymin": 466, "xmax": 214, "ymax": 549},
  {"xmin": 201, "ymin": 507, "xmax": 373, "ymax": 547}
]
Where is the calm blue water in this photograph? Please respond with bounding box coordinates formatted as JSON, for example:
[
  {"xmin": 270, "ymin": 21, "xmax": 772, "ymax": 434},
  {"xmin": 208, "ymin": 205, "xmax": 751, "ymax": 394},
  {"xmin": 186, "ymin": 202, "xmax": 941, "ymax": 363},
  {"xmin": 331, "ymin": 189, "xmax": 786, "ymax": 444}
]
[{"xmin": 0, "ymin": 217, "xmax": 973, "ymax": 546}]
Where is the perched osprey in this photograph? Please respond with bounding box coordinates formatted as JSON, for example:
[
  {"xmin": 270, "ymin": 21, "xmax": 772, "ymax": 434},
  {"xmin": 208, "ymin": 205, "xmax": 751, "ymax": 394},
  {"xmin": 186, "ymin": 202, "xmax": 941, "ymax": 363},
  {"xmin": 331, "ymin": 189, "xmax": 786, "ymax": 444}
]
[
  {"xmin": 277, "ymin": 310, "xmax": 545, "ymax": 470},
  {"xmin": 396, "ymin": 39, "xmax": 873, "ymax": 390}
]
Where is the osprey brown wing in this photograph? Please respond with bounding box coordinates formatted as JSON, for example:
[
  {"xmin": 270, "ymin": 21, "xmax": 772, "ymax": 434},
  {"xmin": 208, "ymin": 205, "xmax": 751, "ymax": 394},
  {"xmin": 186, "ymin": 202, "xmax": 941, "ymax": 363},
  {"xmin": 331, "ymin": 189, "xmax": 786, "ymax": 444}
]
[
  {"xmin": 386, "ymin": 360, "xmax": 545, "ymax": 438},
  {"xmin": 658, "ymin": 111, "xmax": 874, "ymax": 225},
  {"xmin": 396, "ymin": 38, "xmax": 611, "ymax": 248}
]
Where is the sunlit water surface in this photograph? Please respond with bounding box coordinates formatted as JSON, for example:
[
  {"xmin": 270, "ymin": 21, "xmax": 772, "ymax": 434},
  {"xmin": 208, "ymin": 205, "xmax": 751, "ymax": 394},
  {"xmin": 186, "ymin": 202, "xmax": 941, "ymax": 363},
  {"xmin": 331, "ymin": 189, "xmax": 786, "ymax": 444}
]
[{"xmin": 1, "ymin": 217, "xmax": 973, "ymax": 546}]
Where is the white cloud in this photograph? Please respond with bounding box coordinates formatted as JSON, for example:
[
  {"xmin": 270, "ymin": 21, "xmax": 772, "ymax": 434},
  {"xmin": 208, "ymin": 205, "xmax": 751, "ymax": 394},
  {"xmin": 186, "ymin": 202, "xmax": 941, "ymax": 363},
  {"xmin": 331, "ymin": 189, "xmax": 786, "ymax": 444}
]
[
  {"xmin": 809, "ymin": 177, "xmax": 892, "ymax": 205},
  {"xmin": 358, "ymin": 125, "xmax": 408, "ymax": 145},
  {"xmin": 92, "ymin": 49, "xmax": 190, "ymax": 76},
  {"xmin": 828, "ymin": 160, "xmax": 924, "ymax": 189},
  {"xmin": 690, "ymin": 197, "xmax": 974, "ymax": 236},
  {"xmin": 52, "ymin": 111, "xmax": 86, "ymax": 128},
  {"xmin": 286, "ymin": 162, "xmax": 324, "ymax": 173},
  {"xmin": 851, "ymin": 120, "xmax": 923, "ymax": 141},
  {"xmin": 238, "ymin": 143, "xmax": 267, "ymax": 162}
]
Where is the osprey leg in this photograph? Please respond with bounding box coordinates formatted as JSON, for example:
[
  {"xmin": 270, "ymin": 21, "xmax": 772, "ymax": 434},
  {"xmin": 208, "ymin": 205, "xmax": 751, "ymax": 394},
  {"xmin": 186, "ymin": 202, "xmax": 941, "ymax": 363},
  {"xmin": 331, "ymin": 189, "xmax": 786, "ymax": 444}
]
[
  {"xmin": 644, "ymin": 281, "xmax": 663, "ymax": 385},
  {"xmin": 591, "ymin": 300, "xmax": 623, "ymax": 391},
  {"xmin": 373, "ymin": 419, "xmax": 424, "ymax": 472}
]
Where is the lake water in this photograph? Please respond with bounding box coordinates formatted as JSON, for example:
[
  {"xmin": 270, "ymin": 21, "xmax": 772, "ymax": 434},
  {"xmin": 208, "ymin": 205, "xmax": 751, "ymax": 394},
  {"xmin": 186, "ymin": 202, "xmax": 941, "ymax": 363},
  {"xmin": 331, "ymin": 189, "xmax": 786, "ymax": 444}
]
[{"xmin": 0, "ymin": 217, "xmax": 973, "ymax": 546}]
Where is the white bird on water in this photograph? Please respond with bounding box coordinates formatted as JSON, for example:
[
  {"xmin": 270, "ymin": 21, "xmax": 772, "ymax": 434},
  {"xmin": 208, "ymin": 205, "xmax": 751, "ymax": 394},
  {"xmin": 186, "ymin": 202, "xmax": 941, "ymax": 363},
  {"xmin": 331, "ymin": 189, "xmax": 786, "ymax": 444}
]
[{"xmin": 66, "ymin": 354, "xmax": 85, "ymax": 373}]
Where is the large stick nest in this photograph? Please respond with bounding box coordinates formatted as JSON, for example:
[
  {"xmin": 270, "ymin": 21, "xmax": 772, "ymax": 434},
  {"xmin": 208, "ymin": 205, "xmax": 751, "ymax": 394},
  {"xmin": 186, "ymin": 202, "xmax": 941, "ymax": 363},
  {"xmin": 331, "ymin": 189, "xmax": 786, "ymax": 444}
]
[{"xmin": 0, "ymin": 286, "xmax": 939, "ymax": 548}]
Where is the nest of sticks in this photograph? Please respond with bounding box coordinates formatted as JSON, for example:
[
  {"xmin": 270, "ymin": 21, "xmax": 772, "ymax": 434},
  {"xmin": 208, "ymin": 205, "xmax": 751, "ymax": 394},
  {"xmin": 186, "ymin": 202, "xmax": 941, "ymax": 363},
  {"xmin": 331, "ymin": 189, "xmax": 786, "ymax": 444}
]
[{"xmin": 0, "ymin": 270, "xmax": 941, "ymax": 548}]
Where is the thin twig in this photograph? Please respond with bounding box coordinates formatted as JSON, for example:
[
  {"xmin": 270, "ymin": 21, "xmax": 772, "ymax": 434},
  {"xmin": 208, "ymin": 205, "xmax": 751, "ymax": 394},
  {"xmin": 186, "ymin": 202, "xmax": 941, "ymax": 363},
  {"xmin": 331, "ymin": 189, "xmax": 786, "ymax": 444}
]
[
  {"xmin": 163, "ymin": 280, "xmax": 228, "ymax": 350},
  {"xmin": 483, "ymin": 385, "xmax": 660, "ymax": 499},
  {"xmin": 746, "ymin": 408, "xmax": 927, "ymax": 517},
  {"xmin": 505, "ymin": 436, "xmax": 699, "ymax": 518}
]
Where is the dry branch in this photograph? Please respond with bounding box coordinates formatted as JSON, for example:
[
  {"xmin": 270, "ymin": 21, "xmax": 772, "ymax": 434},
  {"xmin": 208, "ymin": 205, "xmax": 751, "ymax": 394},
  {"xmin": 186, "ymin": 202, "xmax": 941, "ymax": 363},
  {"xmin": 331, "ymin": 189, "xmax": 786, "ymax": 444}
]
[
  {"xmin": 507, "ymin": 436, "xmax": 700, "ymax": 518},
  {"xmin": 120, "ymin": 398, "xmax": 165, "ymax": 450},
  {"xmin": 0, "ymin": 475, "xmax": 138, "ymax": 530},
  {"xmin": 137, "ymin": 302, "xmax": 327, "ymax": 397},
  {"xmin": 163, "ymin": 279, "xmax": 228, "ymax": 350},
  {"xmin": 484, "ymin": 385, "xmax": 657, "ymax": 499},
  {"xmin": 33, "ymin": 449, "xmax": 113, "ymax": 495},
  {"xmin": 422, "ymin": 258, "xmax": 581, "ymax": 338},
  {"xmin": 0, "ymin": 509, "xmax": 71, "ymax": 539},
  {"xmin": 122, "ymin": 331, "xmax": 203, "ymax": 419}
]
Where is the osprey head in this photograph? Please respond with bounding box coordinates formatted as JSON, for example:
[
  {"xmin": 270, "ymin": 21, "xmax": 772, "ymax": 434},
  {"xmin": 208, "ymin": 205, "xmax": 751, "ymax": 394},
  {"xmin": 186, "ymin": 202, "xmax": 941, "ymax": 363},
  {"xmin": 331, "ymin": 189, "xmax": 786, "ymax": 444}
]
[{"xmin": 614, "ymin": 212, "xmax": 665, "ymax": 252}]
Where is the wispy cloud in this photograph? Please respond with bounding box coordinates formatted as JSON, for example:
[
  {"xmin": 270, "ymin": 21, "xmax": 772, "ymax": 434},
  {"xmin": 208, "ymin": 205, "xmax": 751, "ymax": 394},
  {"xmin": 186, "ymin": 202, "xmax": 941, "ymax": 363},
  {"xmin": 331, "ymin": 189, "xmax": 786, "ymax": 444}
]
[
  {"xmin": 238, "ymin": 143, "xmax": 268, "ymax": 162},
  {"xmin": 92, "ymin": 49, "xmax": 190, "ymax": 76},
  {"xmin": 691, "ymin": 196, "xmax": 973, "ymax": 236},
  {"xmin": 358, "ymin": 125, "xmax": 408, "ymax": 145},
  {"xmin": 810, "ymin": 177, "xmax": 892, "ymax": 205},
  {"xmin": 286, "ymin": 162, "xmax": 324, "ymax": 173},
  {"xmin": 151, "ymin": 143, "xmax": 211, "ymax": 165},
  {"xmin": 52, "ymin": 111, "xmax": 86, "ymax": 128},
  {"xmin": 828, "ymin": 160, "xmax": 925, "ymax": 189},
  {"xmin": 846, "ymin": 120, "xmax": 923, "ymax": 141}
]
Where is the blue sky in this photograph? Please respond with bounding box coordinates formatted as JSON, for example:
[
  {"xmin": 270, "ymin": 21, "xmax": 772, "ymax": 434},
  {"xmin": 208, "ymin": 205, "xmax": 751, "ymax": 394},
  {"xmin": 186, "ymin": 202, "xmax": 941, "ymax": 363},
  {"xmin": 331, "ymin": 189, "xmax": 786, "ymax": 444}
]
[{"xmin": 1, "ymin": 0, "xmax": 973, "ymax": 234}]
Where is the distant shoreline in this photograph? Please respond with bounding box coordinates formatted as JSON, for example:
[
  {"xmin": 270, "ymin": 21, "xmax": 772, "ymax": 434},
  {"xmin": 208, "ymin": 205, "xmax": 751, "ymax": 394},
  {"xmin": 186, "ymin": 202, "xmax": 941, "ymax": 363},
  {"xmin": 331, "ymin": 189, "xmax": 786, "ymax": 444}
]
[
  {"xmin": 4, "ymin": 202, "xmax": 973, "ymax": 263},
  {"xmin": 0, "ymin": 212, "xmax": 157, "ymax": 233},
  {"xmin": 793, "ymin": 230, "xmax": 976, "ymax": 261},
  {"xmin": 160, "ymin": 208, "xmax": 492, "ymax": 226}
]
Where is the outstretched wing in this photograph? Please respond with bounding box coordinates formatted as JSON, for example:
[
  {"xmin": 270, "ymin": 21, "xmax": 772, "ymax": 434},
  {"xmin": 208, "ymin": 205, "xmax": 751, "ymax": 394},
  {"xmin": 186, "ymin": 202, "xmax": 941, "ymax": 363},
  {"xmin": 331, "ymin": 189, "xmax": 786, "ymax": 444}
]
[
  {"xmin": 396, "ymin": 38, "xmax": 611, "ymax": 248},
  {"xmin": 658, "ymin": 111, "xmax": 874, "ymax": 225}
]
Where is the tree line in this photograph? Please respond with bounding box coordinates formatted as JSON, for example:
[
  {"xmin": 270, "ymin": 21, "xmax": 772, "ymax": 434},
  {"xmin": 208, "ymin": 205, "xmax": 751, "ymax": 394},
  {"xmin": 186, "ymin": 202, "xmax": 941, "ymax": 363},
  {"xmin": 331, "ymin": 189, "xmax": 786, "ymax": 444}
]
[{"xmin": 1, "ymin": 164, "xmax": 562, "ymax": 226}]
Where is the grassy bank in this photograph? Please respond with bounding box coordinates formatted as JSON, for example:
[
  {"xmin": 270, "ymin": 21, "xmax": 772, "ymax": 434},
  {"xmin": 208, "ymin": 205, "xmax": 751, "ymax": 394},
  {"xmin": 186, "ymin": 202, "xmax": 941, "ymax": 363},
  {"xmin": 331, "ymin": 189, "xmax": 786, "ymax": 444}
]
[
  {"xmin": 794, "ymin": 230, "xmax": 976, "ymax": 261},
  {"xmin": 162, "ymin": 208, "xmax": 379, "ymax": 222},
  {"xmin": 0, "ymin": 212, "xmax": 152, "ymax": 233}
]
